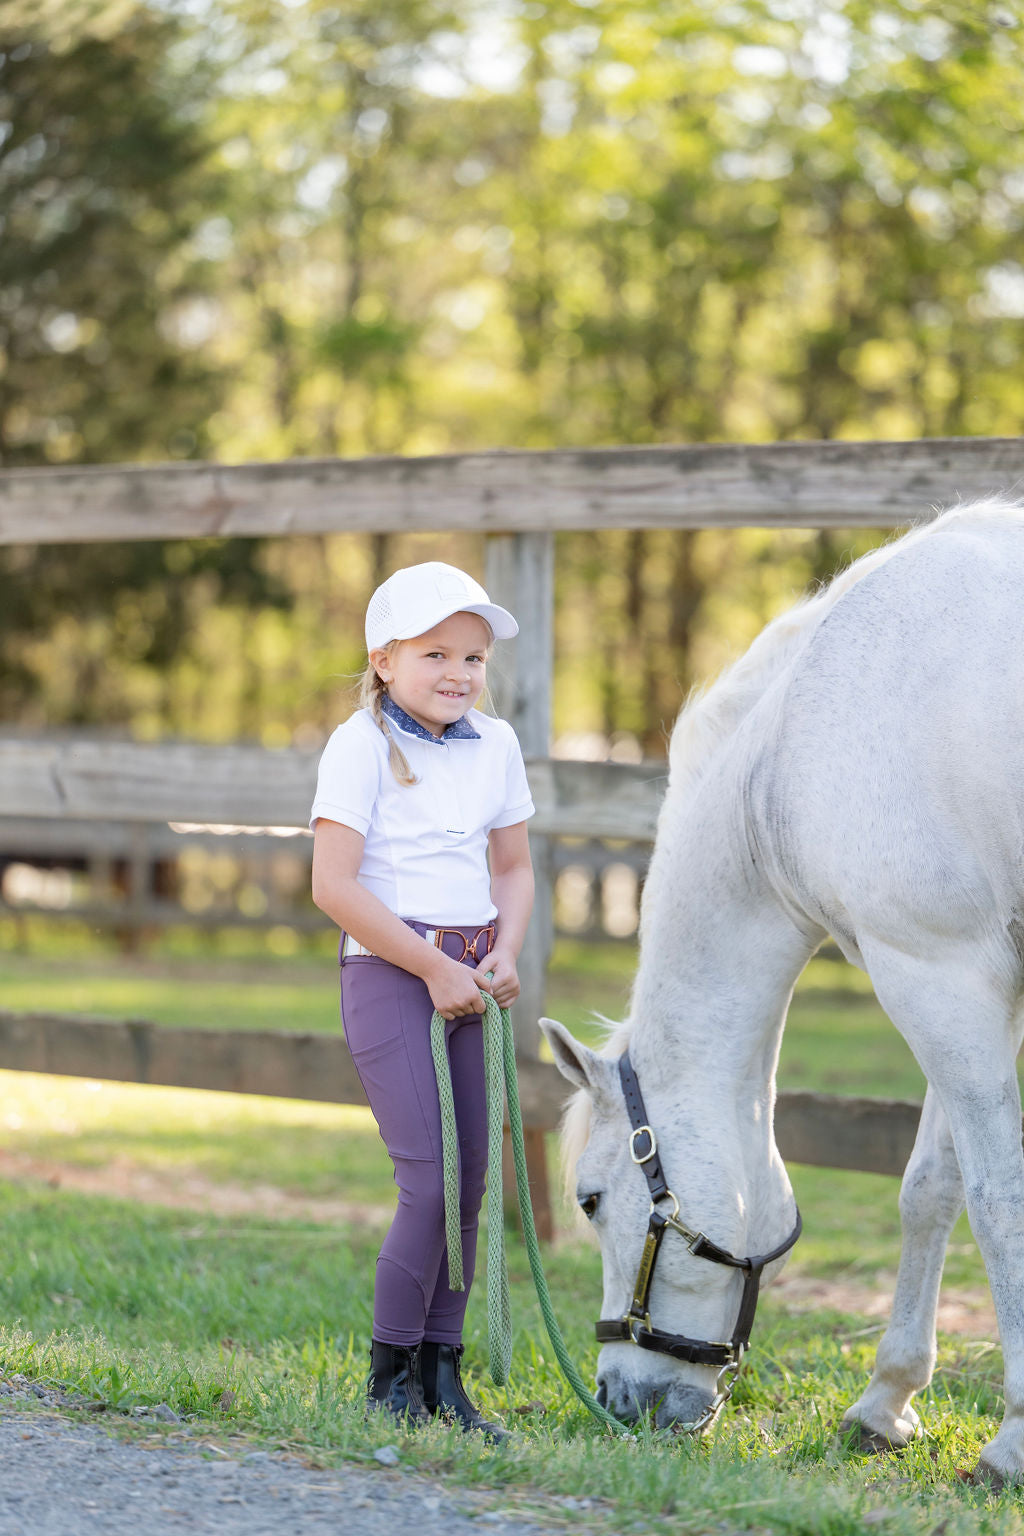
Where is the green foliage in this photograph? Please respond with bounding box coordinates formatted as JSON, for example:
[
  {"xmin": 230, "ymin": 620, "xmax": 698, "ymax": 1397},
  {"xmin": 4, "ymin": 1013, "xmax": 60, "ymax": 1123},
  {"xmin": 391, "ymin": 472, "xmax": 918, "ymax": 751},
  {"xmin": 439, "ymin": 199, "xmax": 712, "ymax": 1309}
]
[
  {"xmin": 0, "ymin": 535, "xmax": 294, "ymax": 730},
  {"xmin": 4, "ymin": 0, "xmax": 1024, "ymax": 742},
  {"xmin": 0, "ymin": 6, "xmax": 220, "ymax": 464},
  {"xmin": 0, "ymin": 5, "xmax": 291, "ymax": 729},
  {"xmin": 316, "ymin": 314, "xmax": 419, "ymax": 374}
]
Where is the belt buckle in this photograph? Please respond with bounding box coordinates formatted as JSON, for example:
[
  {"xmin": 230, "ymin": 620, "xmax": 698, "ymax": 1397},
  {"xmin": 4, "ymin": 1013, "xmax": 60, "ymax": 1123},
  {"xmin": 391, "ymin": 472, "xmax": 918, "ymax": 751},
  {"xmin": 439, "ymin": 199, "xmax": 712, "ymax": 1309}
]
[
  {"xmin": 471, "ymin": 923, "xmax": 496, "ymax": 961},
  {"xmin": 433, "ymin": 924, "xmax": 495, "ymax": 963}
]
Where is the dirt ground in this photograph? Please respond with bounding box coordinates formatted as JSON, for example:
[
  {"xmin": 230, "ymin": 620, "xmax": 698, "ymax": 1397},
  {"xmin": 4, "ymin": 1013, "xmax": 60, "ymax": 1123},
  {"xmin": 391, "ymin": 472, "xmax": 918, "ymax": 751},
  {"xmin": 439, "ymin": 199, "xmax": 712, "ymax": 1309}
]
[{"xmin": 0, "ymin": 1147, "xmax": 394, "ymax": 1226}]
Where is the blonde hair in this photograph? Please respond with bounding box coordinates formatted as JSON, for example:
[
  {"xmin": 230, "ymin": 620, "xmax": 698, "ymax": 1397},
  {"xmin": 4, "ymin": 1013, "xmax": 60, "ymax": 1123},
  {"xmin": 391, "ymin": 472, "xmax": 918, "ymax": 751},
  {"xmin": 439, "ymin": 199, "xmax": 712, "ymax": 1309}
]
[{"xmin": 360, "ymin": 646, "xmax": 418, "ymax": 786}]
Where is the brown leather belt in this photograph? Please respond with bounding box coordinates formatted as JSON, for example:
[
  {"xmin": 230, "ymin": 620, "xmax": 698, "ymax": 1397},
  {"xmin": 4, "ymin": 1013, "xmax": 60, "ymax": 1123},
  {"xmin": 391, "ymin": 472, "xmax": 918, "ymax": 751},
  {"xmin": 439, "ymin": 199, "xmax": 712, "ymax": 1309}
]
[{"xmin": 341, "ymin": 921, "xmax": 495, "ymax": 962}]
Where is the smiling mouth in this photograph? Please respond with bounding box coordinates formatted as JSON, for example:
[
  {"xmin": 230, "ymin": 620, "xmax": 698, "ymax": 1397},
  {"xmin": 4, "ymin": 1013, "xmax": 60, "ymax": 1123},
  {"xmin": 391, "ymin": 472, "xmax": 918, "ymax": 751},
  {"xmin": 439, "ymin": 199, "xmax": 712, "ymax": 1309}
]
[{"xmin": 438, "ymin": 690, "xmax": 466, "ymax": 699}]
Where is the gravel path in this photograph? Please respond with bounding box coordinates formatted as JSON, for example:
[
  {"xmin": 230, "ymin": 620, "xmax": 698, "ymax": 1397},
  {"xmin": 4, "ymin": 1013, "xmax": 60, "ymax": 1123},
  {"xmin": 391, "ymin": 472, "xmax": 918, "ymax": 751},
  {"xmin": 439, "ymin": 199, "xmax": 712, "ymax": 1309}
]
[{"xmin": 0, "ymin": 1401, "xmax": 593, "ymax": 1536}]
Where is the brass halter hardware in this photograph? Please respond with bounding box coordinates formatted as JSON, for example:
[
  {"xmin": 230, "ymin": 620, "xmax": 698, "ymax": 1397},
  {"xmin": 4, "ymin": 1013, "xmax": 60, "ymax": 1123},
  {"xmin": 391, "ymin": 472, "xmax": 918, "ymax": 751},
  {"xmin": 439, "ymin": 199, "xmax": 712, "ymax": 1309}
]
[
  {"xmin": 630, "ymin": 1125, "xmax": 658, "ymax": 1164},
  {"xmin": 593, "ymin": 1049, "xmax": 802, "ymax": 1433}
]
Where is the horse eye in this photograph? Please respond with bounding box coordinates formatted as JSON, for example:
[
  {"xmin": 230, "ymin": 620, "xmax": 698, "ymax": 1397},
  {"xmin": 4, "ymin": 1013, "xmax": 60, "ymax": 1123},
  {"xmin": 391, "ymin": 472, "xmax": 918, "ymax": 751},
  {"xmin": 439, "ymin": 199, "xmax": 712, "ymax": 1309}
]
[{"xmin": 578, "ymin": 1192, "xmax": 600, "ymax": 1220}]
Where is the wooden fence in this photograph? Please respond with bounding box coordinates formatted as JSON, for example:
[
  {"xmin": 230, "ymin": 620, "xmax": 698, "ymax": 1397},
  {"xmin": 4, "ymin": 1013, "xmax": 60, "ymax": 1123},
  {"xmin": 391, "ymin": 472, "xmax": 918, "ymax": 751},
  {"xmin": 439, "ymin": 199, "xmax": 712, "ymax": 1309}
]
[
  {"xmin": 0, "ymin": 816, "xmax": 651, "ymax": 944},
  {"xmin": 2, "ymin": 435, "xmax": 1023, "ymax": 1231},
  {"xmin": 0, "ymin": 1008, "xmax": 924, "ymax": 1178},
  {"xmin": 2, "ymin": 436, "xmax": 1021, "ymax": 542}
]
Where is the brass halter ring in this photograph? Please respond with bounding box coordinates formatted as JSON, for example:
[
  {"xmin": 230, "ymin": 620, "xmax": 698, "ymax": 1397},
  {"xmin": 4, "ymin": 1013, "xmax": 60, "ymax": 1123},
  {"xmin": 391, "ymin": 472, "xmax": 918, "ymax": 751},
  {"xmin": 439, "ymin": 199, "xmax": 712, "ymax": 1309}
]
[{"xmin": 649, "ymin": 1190, "xmax": 680, "ymax": 1221}]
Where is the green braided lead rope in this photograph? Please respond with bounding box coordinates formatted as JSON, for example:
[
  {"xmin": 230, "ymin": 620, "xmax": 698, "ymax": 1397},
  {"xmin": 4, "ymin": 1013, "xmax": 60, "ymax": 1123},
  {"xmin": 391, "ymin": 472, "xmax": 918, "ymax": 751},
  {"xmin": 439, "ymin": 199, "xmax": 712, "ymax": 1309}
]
[
  {"xmin": 430, "ymin": 993, "xmax": 627, "ymax": 1433},
  {"xmin": 481, "ymin": 996, "xmax": 512, "ymax": 1384},
  {"xmin": 429, "ymin": 1011, "xmax": 465, "ymax": 1290},
  {"xmin": 429, "ymin": 998, "xmax": 511, "ymax": 1381},
  {"xmin": 429, "ymin": 999, "xmax": 510, "ymax": 1380}
]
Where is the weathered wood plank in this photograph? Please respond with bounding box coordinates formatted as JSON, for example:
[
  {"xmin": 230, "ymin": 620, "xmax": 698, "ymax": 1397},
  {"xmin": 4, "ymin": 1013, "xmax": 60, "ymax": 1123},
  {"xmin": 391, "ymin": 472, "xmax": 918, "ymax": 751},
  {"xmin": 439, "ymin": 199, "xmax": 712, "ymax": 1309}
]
[
  {"xmin": 0, "ymin": 1010, "xmax": 364, "ymax": 1105},
  {"xmin": 0, "ymin": 736, "xmax": 667, "ymax": 839},
  {"xmin": 1, "ymin": 437, "xmax": 1021, "ymax": 545},
  {"xmin": 0, "ymin": 816, "xmax": 311, "ymax": 859},
  {"xmin": 527, "ymin": 758, "xmax": 667, "ymax": 840},
  {"xmin": 485, "ymin": 534, "xmax": 554, "ymax": 756},
  {"xmin": 0, "ymin": 1007, "xmax": 925, "ymax": 1168},
  {"xmin": 0, "ymin": 737, "xmax": 321, "ymax": 826},
  {"xmin": 0, "ymin": 1008, "xmax": 928, "ymax": 1170},
  {"xmin": 775, "ymin": 1090, "xmax": 921, "ymax": 1177},
  {"xmin": 0, "ymin": 1011, "xmax": 570, "ymax": 1129}
]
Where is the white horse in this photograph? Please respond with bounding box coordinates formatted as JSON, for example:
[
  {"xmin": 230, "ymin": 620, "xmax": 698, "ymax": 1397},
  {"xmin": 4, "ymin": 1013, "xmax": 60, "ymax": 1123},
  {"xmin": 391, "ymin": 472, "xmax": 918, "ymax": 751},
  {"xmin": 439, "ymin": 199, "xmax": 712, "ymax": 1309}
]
[{"xmin": 542, "ymin": 499, "xmax": 1024, "ymax": 1484}]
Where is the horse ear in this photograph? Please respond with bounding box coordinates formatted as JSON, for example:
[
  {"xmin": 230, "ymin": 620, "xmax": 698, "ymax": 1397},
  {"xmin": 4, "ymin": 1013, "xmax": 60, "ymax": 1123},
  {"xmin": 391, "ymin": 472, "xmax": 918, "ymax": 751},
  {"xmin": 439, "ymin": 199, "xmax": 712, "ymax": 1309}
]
[{"xmin": 540, "ymin": 1017, "xmax": 606, "ymax": 1092}]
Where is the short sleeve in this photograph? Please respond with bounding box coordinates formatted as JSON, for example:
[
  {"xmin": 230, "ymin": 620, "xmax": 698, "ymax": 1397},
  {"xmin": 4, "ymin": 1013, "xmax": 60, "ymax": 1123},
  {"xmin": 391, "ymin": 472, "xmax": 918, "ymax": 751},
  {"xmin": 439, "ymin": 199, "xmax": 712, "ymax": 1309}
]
[
  {"xmin": 309, "ymin": 720, "xmax": 383, "ymax": 834},
  {"xmin": 487, "ymin": 722, "xmax": 536, "ymax": 831}
]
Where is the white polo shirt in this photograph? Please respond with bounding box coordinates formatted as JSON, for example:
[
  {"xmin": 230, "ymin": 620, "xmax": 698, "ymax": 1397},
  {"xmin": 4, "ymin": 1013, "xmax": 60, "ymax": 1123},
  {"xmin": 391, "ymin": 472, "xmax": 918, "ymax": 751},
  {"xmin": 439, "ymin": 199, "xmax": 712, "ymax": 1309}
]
[{"xmin": 310, "ymin": 700, "xmax": 535, "ymax": 924}]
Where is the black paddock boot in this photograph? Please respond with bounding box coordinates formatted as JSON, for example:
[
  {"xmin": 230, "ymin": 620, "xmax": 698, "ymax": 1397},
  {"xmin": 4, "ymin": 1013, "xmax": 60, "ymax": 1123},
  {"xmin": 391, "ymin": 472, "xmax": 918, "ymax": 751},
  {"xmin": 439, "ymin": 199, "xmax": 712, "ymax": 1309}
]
[
  {"xmin": 367, "ymin": 1340, "xmax": 432, "ymax": 1425},
  {"xmin": 419, "ymin": 1341, "xmax": 511, "ymax": 1444}
]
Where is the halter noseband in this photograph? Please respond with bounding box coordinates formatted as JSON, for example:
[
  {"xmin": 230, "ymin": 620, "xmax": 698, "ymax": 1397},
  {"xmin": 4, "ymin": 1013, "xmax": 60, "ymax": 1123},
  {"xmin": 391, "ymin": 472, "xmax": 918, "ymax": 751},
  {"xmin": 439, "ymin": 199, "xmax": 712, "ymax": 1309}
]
[{"xmin": 594, "ymin": 1050, "xmax": 802, "ymax": 1432}]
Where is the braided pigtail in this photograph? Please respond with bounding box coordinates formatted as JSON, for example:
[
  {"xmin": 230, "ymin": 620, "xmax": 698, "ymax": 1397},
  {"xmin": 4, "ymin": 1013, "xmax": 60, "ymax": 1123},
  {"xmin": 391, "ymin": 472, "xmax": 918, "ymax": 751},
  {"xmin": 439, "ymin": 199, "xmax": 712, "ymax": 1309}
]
[{"xmin": 359, "ymin": 655, "xmax": 417, "ymax": 787}]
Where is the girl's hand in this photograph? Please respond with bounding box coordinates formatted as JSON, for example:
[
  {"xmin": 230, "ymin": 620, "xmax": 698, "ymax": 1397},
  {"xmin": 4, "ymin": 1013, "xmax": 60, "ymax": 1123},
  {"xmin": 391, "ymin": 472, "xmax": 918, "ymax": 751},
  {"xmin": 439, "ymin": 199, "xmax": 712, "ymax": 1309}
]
[
  {"xmin": 475, "ymin": 946, "xmax": 521, "ymax": 1008},
  {"xmin": 426, "ymin": 952, "xmax": 493, "ymax": 1021}
]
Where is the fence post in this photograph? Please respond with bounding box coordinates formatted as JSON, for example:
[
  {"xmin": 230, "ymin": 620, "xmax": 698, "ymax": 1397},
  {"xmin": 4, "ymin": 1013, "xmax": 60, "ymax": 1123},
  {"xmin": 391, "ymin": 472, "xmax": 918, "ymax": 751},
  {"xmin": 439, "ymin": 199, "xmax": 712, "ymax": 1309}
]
[{"xmin": 484, "ymin": 532, "xmax": 555, "ymax": 1240}]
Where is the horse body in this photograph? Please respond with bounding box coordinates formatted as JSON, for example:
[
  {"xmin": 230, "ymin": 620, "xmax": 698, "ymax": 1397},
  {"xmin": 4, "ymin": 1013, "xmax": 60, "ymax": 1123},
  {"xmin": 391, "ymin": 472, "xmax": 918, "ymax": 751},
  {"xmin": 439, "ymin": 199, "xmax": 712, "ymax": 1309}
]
[
  {"xmin": 543, "ymin": 502, "xmax": 1024, "ymax": 1479},
  {"xmin": 757, "ymin": 518, "xmax": 1024, "ymax": 968}
]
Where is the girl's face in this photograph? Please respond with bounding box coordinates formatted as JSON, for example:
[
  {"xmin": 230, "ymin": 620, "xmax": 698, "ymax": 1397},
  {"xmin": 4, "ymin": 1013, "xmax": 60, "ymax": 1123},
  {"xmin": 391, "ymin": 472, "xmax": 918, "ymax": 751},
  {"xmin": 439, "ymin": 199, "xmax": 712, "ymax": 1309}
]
[{"xmin": 372, "ymin": 611, "xmax": 491, "ymax": 737}]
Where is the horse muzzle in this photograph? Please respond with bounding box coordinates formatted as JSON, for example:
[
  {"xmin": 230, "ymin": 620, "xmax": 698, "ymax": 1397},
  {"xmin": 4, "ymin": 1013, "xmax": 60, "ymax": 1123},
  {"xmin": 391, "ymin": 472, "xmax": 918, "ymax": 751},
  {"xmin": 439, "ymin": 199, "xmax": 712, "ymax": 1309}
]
[{"xmin": 595, "ymin": 1357, "xmax": 716, "ymax": 1432}]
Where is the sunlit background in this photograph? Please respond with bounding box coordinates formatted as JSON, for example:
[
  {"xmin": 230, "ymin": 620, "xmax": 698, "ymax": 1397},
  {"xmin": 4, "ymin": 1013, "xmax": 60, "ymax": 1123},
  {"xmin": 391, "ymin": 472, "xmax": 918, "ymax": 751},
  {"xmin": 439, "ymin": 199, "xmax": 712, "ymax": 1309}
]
[{"xmin": 2, "ymin": 0, "xmax": 1022, "ymax": 751}]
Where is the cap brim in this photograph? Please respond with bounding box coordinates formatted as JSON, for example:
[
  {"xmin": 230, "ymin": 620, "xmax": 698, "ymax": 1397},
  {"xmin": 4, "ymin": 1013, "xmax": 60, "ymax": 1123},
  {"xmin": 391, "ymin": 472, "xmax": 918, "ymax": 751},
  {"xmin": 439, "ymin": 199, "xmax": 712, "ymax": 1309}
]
[{"xmin": 391, "ymin": 601, "xmax": 519, "ymax": 642}]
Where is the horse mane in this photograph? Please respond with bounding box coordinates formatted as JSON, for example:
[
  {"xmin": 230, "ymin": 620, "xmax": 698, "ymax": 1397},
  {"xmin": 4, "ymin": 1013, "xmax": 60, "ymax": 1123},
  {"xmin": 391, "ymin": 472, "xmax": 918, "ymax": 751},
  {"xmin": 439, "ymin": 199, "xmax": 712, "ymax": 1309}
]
[{"xmin": 558, "ymin": 495, "xmax": 1022, "ymax": 1187}]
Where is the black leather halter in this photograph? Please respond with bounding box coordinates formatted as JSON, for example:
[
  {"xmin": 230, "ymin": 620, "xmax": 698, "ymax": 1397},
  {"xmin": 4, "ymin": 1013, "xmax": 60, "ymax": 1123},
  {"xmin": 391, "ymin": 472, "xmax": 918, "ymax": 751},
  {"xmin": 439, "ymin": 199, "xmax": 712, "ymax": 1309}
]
[{"xmin": 595, "ymin": 1050, "xmax": 802, "ymax": 1378}]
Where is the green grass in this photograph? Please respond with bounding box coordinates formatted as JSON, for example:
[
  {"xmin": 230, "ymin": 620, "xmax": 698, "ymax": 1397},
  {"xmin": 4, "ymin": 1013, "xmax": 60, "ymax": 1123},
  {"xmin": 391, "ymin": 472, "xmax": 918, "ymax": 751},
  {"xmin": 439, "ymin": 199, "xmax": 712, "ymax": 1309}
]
[
  {"xmin": 0, "ymin": 928, "xmax": 1017, "ymax": 1531},
  {"xmin": 0, "ymin": 945, "xmax": 337, "ymax": 1033},
  {"xmin": 0, "ymin": 1181, "xmax": 1018, "ymax": 1536},
  {"xmin": 0, "ymin": 930, "xmax": 632, "ymax": 1043}
]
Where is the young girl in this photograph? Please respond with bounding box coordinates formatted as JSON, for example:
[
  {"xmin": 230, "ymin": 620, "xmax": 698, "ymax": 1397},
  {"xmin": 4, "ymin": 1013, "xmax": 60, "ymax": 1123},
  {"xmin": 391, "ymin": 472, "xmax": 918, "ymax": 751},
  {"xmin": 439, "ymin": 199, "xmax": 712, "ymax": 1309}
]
[{"xmin": 310, "ymin": 560, "xmax": 535, "ymax": 1442}]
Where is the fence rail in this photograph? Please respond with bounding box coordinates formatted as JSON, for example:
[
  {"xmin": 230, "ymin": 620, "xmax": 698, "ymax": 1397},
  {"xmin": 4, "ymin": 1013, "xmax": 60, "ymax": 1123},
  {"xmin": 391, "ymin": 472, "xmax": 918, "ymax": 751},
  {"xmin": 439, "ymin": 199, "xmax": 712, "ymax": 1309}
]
[
  {"xmin": 0, "ymin": 736, "xmax": 667, "ymax": 839},
  {"xmin": 0, "ymin": 1009, "xmax": 921, "ymax": 1176},
  {"xmin": 2, "ymin": 437, "xmax": 1022, "ymax": 545},
  {"xmin": 0, "ymin": 817, "xmax": 653, "ymax": 943}
]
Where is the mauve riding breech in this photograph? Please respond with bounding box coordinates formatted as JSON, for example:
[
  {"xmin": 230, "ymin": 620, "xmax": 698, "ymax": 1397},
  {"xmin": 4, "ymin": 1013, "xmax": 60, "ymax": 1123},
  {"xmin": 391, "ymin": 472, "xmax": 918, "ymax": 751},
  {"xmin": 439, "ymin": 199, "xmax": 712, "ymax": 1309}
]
[{"xmin": 339, "ymin": 921, "xmax": 493, "ymax": 1347}]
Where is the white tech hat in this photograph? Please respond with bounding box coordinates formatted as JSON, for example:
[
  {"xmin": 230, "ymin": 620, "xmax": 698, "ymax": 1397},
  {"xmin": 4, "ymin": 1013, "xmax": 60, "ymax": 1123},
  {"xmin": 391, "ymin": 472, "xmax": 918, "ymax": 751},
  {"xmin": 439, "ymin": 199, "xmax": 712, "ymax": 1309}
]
[{"xmin": 365, "ymin": 561, "xmax": 519, "ymax": 653}]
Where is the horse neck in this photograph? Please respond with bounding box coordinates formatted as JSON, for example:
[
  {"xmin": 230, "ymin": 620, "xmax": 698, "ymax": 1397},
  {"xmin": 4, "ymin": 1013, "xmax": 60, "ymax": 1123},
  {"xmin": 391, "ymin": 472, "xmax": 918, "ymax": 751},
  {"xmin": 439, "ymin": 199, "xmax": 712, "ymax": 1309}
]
[
  {"xmin": 629, "ymin": 767, "xmax": 814, "ymax": 1124},
  {"xmin": 626, "ymin": 780, "xmax": 813, "ymax": 1247}
]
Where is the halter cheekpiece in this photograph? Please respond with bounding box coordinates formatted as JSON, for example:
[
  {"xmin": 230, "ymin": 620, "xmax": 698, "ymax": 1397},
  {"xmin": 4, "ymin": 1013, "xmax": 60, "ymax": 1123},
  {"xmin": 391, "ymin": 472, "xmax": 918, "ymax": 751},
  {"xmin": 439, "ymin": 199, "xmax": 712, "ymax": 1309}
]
[{"xmin": 594, "ymin": 1050, "xmax": 802, "ymax": 1431}]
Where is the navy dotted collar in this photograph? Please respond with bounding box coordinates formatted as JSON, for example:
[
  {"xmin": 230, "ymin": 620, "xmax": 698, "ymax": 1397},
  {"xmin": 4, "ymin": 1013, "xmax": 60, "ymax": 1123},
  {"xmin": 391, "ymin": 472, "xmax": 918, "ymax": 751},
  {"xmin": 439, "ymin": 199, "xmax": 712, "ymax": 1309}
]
[{"xmin": 382, "ymin": 693, "xmax": 481, "ymax": 743}]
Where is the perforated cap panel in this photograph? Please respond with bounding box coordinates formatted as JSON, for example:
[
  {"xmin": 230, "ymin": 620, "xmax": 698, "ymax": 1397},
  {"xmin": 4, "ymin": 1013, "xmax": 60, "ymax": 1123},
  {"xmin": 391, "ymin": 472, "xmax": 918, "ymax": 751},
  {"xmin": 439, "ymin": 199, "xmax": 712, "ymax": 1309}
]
[{"xmin": 365, "ymin": 586, "xmax": 395, "ymax": 650}]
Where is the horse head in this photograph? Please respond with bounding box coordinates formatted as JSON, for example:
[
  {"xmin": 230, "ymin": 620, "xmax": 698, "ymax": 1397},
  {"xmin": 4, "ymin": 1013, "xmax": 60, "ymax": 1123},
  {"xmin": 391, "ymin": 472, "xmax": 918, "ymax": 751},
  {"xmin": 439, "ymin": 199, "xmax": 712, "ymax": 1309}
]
[{"xmin": 541, "ymin": 1015, "xmax": 800, "ymax": 1432}]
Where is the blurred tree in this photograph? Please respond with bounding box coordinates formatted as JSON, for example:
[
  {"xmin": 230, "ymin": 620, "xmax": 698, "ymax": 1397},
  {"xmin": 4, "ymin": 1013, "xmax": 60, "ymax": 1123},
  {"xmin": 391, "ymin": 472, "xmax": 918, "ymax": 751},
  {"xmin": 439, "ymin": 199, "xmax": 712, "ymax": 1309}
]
[
  {"xmin": 462, "ymin": 0, "xmax": 1024, "ymax": 743},
  {"xmin": 0, "ymin": 4, "xmax": 289, "ymax": 730},
  {"xmin": 193, "ymin": 0, "xmax": 475, "ymax": 460},
  {"xmin": 2, "ymin": 0, "xmax": 1024, "ymax": 746},
  {"xmin": 0, "ymin": 4, "xmax": 222, "ymax": 464}
]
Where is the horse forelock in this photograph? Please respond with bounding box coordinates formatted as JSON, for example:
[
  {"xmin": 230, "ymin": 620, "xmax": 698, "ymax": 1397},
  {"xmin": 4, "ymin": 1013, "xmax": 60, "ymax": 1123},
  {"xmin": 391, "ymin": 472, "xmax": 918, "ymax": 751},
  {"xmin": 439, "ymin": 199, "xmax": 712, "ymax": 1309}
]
[{"xmin": 666, "ymin": 494, "xmax": 1024, "ymax": 804}]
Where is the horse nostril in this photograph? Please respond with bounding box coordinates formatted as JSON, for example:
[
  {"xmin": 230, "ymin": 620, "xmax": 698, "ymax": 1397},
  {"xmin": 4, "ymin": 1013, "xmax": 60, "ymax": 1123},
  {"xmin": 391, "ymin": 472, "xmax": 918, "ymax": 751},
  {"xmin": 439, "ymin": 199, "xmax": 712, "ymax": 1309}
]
[{"xmin": 595, "ymin": 1379, "xmax": 608, "ymax": 1409}]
